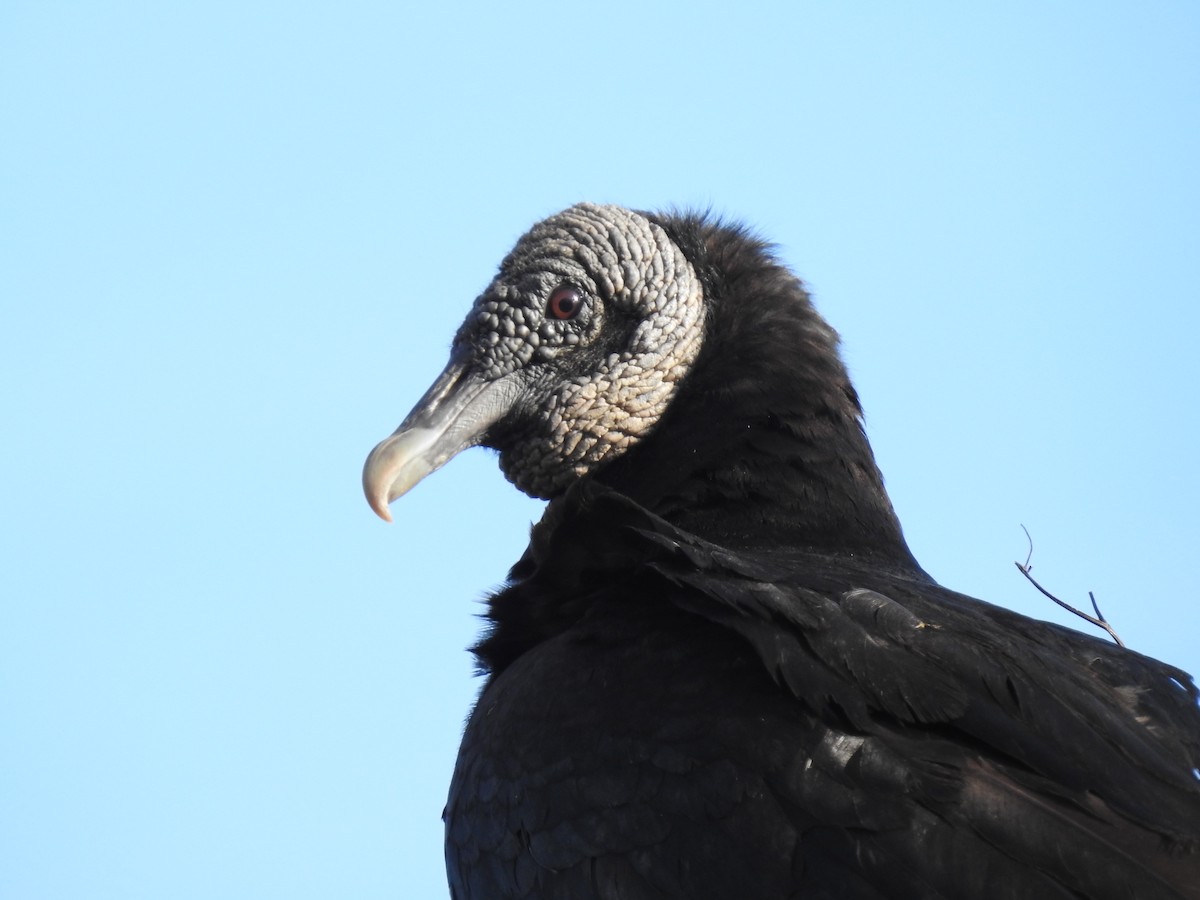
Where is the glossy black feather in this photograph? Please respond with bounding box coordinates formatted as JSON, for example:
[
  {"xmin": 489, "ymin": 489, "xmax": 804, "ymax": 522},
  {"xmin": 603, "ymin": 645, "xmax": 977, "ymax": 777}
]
[{"xmin": 444, "ymin": 212, "xmax": 1200, "ymax": 899}]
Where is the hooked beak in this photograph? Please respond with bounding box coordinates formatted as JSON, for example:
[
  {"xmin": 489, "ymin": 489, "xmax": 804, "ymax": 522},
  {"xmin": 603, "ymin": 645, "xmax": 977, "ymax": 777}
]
[{"xmin": 362, "ymin": 353, "xmax": 523, "ymax": 522}]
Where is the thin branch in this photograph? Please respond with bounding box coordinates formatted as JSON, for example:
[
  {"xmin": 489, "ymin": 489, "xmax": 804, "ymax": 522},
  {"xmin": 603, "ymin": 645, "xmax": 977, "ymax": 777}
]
[
  {"xmin": 1019, "ymin": 524, "xmax": 1034, "ymax": 571},
  {"xmin": 1014, "ymin": 526, "xmax": 1124, "ymax": 647}
]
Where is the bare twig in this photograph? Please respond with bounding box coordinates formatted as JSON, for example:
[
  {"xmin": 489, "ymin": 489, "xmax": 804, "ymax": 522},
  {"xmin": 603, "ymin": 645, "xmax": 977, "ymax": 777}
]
[
  {"xmin": 1020, "ymin": 524, "xmax": 1034, "ymax": 571},
  {"xmin": 1015, "ymin": 526, "xmax": 1124, "ymax": 647}
]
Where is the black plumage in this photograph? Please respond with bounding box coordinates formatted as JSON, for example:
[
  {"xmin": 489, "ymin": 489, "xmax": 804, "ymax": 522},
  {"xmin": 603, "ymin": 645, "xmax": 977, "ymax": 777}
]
[{"xmin": 364, "ymin": 205, "xmax": 1200, "ymax": 899}]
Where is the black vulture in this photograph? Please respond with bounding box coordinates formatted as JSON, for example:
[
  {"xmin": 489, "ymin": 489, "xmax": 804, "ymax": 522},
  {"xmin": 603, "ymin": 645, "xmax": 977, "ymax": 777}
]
[{"xmin": 363, "ymin": 204, "xmax": 1200, "ymax": 899}]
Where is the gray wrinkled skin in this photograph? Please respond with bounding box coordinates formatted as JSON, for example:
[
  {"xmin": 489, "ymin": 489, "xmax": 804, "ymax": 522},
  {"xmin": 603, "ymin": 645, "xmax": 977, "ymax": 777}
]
[{"xmin": 455, "ymin": 203, "xmax": 705, "ymax": 498}]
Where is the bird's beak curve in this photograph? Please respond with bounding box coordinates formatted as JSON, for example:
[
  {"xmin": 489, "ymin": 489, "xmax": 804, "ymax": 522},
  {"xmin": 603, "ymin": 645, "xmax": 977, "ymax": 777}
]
[{"xmin": 362, "ymin": 352, "xmax": 522, "ymax": 522}]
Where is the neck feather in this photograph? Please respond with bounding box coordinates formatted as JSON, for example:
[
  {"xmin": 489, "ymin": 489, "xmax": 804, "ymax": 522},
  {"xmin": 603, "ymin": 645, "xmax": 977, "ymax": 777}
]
[{"xmin": 595, "ymin": 213, "xmax": 920, "ymax": 572}]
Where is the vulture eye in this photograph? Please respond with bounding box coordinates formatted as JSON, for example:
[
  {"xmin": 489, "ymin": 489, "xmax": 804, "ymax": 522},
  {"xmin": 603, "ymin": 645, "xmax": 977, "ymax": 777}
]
[{"xmin": 547, "ymin": 286, "xmax": 583, "ymax": 321}]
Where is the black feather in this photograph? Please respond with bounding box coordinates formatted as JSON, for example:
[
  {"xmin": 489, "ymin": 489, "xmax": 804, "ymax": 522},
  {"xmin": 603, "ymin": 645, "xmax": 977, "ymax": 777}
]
[{"xmin": 441, "ymin": 211, "xmax": 1200, "ymax": 899}]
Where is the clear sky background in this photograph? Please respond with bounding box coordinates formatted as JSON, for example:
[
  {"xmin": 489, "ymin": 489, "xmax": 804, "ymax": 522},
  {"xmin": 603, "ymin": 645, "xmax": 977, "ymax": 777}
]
[{"xmin": 3, "ymin": 3, "xmax": 1198, "ymax": 898}]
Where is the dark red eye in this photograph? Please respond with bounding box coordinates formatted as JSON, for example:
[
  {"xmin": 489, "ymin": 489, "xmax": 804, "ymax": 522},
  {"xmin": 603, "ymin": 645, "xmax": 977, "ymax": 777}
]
[{"xmin": 548, "ymin": 285, "xmax": 583, "ymax": 320}]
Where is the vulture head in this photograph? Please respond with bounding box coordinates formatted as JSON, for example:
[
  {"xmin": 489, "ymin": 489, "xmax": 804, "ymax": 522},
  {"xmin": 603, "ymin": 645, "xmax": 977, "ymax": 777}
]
[{"xmin": 364, "ymin": 203, "xmax": 915, "ymax": 565}]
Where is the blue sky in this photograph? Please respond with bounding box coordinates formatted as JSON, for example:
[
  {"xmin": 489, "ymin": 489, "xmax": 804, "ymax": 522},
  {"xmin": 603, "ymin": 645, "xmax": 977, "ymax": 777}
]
[{"xmin": 3, "ymin": 3, "xmax": 1198, "ymax": 898}]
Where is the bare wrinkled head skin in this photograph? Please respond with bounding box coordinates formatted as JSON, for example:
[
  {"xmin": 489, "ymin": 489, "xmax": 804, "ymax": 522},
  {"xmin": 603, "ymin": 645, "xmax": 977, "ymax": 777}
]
[
  {"xmin": 362, "ymin": 203, "xmax": 707, "ymax": 517},
  {"xmin": 457, "ymin": 203, "xmax": 705, "ymax": 497}
]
